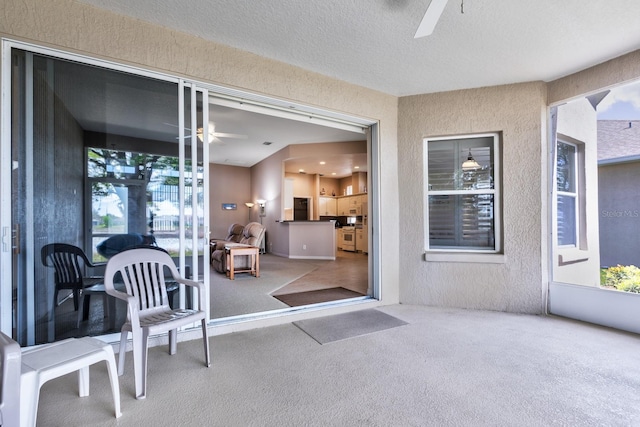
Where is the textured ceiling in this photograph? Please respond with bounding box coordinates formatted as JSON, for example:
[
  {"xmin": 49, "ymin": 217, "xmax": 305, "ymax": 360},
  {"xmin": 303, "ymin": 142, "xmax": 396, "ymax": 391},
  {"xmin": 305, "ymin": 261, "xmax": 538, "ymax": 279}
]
[
  {"xmin": 68, "ymin": 0, "xmax": 640, "ymax": 173},
  {"xmin": 75, "ymin": 0, "xmax": 640, "ymax": 97}
]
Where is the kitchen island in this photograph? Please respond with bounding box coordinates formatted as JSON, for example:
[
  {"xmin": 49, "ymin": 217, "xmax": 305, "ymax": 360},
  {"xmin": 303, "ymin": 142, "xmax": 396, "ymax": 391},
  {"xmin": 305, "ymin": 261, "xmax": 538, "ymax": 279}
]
[{"xmin": 278, "ymin": 220, "xmax": 336, "ymax": 260}]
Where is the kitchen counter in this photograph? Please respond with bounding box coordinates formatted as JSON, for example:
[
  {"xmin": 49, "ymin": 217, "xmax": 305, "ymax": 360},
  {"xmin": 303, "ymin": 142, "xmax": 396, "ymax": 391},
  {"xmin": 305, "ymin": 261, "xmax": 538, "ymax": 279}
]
[{"xmin": 279, "ymin": 220, "xmax": 336, "ymax": 260}]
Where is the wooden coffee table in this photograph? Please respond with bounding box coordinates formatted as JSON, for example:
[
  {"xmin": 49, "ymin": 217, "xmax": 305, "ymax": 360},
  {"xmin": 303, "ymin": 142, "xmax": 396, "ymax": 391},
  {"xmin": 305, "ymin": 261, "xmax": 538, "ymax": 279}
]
[{"xmin": 225, "ymin": 244, "xmax": 260, "ymax": 280}]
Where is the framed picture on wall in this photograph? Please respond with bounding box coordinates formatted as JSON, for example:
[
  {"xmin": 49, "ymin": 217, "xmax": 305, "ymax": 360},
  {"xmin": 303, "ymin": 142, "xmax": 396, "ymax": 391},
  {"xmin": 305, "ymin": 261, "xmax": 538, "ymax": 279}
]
[{"xmin": 222, "ymin": 203, "xmax": 237, "ymax": 210}]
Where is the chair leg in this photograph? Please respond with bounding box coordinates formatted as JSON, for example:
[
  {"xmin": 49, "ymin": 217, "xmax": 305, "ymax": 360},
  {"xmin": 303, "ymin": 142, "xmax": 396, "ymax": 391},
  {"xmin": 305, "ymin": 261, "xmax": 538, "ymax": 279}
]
[
  {"xmin": 201, "ymin": 319, "xmax": 211, "ymax": 367},
  {"xmin": 133, "ymin": 329, "xmax": 150, "ymax": 400},
  {"xmin": 78, "ymin": 366, "xmax": 90, "ymax": 397},
  {"xmin": 102, "ymin": 345, "xmax": 123, "ymax": 418},
  {"xmin": 73, "ymin": 289, "xmax": 80, "ymax": 311},
  {"xmin": 20, "ymin": 370, "xmax": 39, "ymax": 427},
  {"xmin": 168, "ymin": 329, "xmax": 177, "ymax": 355},
  {"xmin": 118, "ymin": 330, "xmax": 128, "ymax": 376}
]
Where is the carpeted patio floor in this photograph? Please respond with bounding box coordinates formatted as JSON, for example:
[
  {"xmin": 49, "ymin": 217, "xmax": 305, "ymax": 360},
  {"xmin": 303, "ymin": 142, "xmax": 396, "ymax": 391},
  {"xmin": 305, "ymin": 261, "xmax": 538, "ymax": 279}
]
[{"xmin": 35, "ymin": 304, "xmax": 640, "ymax": 426}]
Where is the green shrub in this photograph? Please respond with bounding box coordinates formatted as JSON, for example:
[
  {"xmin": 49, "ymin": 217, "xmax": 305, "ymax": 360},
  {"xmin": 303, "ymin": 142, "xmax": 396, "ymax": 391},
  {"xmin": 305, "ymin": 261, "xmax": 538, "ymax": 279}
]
[{"xmin": 603, "ymin": 265, "xmax": 640, "ymax": 293}]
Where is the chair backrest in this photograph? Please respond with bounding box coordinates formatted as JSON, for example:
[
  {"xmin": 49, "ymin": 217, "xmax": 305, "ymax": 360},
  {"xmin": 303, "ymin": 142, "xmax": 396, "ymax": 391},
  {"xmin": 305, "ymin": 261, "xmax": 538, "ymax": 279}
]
[
  {"xmin": 225, "ymin": 223, "xmax": 245, "ymax": 243},
  {"xmin": 41, "ymin": 243, "xmax": 92, "ymax": 289},
  {"xmin": 0, "ymin": 332, "xmax": 21, "ymax": 427},
  {"xmin": 104, "ymin": 248, "xmax": 181, "ymax": 312},
  {"xmin": 239, "ymin": 222, "xmax": 266, "ymax": 247}
]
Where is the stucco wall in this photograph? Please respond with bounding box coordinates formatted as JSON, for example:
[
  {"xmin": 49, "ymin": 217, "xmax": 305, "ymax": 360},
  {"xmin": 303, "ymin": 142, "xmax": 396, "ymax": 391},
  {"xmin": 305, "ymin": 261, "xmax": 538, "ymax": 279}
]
[
  {"xmin": 398, "ymin": 82, "xmax": 547, "ymax": 313},
  {"xmin": 552, "ymin": 99, "xmax": 601, "ymax": 287},
  {"xmin": 1, "ymin": 0, "xmax": 399, "ymax": 306},
  {"xmin": 548, "ymin": 50, "xmax": 640, "ymax": 105}
]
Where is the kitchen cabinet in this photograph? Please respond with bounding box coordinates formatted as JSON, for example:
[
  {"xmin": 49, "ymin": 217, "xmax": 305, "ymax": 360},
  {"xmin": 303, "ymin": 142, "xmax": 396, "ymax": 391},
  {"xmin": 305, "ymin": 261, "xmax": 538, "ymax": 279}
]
[
  {"xmin": 337, "ymin": 197, "xmax": 350, "ymax": 216},
  {"xmin": 356, "ymin": 228, "xmax": 368, "ymax": 254},
  {"xmin": 337, "ymin": 228, "xmax": 343, "ymax": 250},
  {"xmin": 319, "ymin": 196, "xmax": 336, "ymax": 216},
  {"xmin": 336, "ymin": 194, "xmax": 368, "ymax": 216}
]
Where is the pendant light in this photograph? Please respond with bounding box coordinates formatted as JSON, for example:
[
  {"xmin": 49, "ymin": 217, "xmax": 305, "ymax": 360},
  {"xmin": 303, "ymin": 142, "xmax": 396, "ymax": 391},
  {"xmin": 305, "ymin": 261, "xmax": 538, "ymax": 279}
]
[{"xmin": 462, "ymin": 149, "xmax": 480, "ymax": 171}]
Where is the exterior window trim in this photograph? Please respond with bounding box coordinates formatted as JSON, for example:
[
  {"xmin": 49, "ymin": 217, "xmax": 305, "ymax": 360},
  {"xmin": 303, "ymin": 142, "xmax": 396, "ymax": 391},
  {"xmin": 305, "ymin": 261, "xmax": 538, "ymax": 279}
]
[
  {"xmin": 423, "ymin": 132, "xmax": 501, "ymax": 255},
  {"xmin": 555, "ymin": 136, "xmax": 587, "ymax": 251},
  {"xmin": 556, "ymin": 139, "xmax": 579, "ymax": 248}
]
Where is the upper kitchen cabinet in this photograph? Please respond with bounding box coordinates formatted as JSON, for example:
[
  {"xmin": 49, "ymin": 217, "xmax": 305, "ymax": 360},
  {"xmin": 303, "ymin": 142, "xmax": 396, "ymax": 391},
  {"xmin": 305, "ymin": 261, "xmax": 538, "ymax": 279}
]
[{"xmin": 319, "ymin": 196, "xmax": 337, "ymax": 216}]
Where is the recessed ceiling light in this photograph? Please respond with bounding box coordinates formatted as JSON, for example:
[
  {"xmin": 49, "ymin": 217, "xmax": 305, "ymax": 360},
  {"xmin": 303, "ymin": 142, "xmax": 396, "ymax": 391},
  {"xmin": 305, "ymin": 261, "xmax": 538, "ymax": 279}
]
[
  {"xmin": 299, "ymin": 169, "xmax": 304, "ymax": 173},
  {"xmin": 263, "ymin": 141, "xmax": 273, "ymax": 145},
  {"xmin": 354, "ymin": 166, "xmax": 360, "ymax": 169},
  {"xmin": 332, "ymin": 172, "xmax": 337, "ymax": 175},
  {"xmin": 319, "ymin": 161, "xmax": 326, "ymax": 165}
]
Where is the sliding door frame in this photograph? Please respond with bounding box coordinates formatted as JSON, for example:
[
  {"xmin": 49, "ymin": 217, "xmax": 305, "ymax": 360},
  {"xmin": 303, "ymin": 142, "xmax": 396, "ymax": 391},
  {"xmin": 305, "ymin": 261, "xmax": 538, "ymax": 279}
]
[
  {"xmin": 1, "ymin": 38, "xmax": 380, "ymax": 339},
  {"xmin": 0, "ymin": 39, "xmax": 210, "ymax": 340}
]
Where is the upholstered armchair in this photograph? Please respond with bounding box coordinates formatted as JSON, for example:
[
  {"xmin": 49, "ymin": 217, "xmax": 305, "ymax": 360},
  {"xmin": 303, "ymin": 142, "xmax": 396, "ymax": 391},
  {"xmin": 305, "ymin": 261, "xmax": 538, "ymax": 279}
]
[
  {"xmin": 210, "ymin": 223, "xmax": 244, "ymax": 251},
  {"xmin": 211, "ymin": 222, "xmax": 265, "ymax": 274}
]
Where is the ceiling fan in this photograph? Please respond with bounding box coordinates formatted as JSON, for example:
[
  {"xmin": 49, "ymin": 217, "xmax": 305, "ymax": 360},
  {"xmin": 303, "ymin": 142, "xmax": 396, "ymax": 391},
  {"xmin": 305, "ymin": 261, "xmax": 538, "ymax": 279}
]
[
  {"xmin": 164, "ymin": 122, "xmax": 247, "ymax": 145},
  {"xmin": 414, "ymin": 0, "xmax": 450, "ymax": 39}
]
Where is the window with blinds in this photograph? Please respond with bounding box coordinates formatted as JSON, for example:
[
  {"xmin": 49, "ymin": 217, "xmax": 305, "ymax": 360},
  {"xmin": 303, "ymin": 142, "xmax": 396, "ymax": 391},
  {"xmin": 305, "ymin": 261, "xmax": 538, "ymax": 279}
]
[
  {"xmin": 424, "ymin": 133, "xmax": 500, "ymax": 252},
  {"xmin": 556, "ymin": 140, "xmax": 578, "ymax": 246}
]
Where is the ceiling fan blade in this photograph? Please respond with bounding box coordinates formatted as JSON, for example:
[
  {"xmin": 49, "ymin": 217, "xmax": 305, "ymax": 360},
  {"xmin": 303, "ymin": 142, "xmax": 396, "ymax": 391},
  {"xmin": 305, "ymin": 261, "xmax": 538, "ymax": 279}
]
[
  {"xmin": 212, "ymin": 132, "xmax": 247, "ymax": 139},
  {"xmin": 210, "ymin": 136, "xmax": 226, "ymax": 145},
  {"xmin": 163, "ymin": 122, "xmax": 192, "ymax": 131},
  {"xmin": 414, "ymin": 0, "xmax": 449, "ymax": 38}
]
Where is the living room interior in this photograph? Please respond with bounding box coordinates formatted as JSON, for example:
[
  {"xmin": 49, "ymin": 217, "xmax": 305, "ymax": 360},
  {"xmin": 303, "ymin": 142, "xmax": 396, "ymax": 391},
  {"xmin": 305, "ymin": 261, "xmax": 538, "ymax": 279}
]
[{"xmin": 8, "ymin": 50, "xmax": 375, "ymax": 340}]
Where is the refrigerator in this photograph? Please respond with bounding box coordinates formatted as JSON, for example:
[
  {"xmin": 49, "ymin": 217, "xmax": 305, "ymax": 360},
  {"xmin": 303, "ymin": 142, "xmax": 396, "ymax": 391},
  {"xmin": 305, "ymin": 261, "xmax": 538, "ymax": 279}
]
[{"xmin": 293, "ymin": 197, "xmax": 309, "ymax": 221}]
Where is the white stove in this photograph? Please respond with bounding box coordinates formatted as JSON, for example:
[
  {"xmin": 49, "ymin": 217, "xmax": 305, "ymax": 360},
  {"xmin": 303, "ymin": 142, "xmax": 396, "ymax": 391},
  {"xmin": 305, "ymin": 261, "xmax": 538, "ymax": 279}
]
[{"xmin": 341, "ymin": 226, "xmax": 356, "ymax": 252}]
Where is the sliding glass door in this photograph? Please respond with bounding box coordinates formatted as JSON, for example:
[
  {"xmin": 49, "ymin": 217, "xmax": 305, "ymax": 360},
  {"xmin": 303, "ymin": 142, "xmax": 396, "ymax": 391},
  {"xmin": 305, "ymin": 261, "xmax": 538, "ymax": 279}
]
[{"xmin": 1, "ymin": 42, "xmax": 208, "ymax": 345}]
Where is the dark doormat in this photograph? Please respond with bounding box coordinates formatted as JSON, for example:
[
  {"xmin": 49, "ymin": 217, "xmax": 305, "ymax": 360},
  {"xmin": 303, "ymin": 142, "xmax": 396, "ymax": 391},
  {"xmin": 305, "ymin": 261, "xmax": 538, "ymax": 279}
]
[
  {"xmin": 293, "ymin": 309, "xmax": 408, "ymax": 344},
  {"xmin": 273, "ymin": 287, "xmax": 364, "ymax": 307}
]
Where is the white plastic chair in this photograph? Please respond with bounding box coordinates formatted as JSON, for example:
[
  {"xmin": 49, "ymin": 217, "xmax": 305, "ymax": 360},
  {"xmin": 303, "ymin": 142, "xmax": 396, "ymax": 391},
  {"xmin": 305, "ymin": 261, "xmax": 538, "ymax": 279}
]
[
  {"xmin": 104, "ymin": 248, "xmax": 210, "ymax": 399},
  {"xmin": 0, "ymin": 332, "xmax": 21, "ymax": 427},
  {"xmin": 0, "ymin": 332, "xmax": 121, "ymax": 427}
]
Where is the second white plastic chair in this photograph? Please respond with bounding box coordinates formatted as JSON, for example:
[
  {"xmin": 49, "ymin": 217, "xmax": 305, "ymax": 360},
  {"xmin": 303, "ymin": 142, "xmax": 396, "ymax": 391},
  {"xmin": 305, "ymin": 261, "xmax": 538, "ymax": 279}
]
[{"xmin": 104, "ymin": 248, "xmax": 210, "ymax": 399}]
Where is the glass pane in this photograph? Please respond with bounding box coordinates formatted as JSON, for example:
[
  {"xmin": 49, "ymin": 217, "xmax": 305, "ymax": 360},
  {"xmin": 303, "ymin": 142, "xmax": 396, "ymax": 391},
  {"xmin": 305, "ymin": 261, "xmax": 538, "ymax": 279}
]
[
  {"xmin": 428, "ymin": 136, "xmax": 494, "ymax": 191},
  {"xmin": 429, "ymin": 194, "xmax": 495, "ymax": 250},
  {"xmin": 10, "ymin": 48, "xmax": 179, "ymax": 345},
  {"xmin": 557, "ymin": 142, "xmax": 576, "ymax": 192},
  {"xmin": 89, "ymin": 150, "xmax": 184, "ymax": 260},
  {"xmin": 557, "ymin": 195, "xmax": 577, "ymax": 246}
]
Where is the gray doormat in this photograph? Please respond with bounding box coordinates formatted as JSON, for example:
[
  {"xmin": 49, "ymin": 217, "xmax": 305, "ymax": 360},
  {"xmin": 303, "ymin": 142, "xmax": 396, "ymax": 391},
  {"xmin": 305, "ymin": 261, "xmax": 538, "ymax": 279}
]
[
  {"xmin": 273, "ymin": 287, "xmax": 364, "ymax": 307},
  {"xmin": 293, "ymin": 309, "xmax": 408, "ymax": 344}
]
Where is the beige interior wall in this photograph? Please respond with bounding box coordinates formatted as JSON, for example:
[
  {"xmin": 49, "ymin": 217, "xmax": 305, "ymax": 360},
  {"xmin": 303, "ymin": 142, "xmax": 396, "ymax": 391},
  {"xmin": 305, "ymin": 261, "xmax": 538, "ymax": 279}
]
[
  {"xmin": 250, "ymin": 147, "xmax": 290, "ymax": 256},
  {"xmin": 209, "ymin": 164, "xmax": 251, "ymax": 239},
  {"xmin": 2, "ymin": 0, "xmax": 399, "ymax": 307},
  {"xmin": 398, "ymin": 82, "xmax": 548, "ymax": 314},
  {"xmin": 319, "ymin": 177, "xmax": 340, "ymax": 197}
]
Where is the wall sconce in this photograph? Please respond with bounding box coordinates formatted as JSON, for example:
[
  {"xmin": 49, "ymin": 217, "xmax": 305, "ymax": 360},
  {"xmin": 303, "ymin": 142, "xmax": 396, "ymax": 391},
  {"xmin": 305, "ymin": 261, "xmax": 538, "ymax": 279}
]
[
  {"xmin": 245, "ymin": 202, "xmax": 254, "ymax": 222},
  {"xmin": 462, "ymin": 149, "xmax": 480, "ymax": 171},
  {"xmin": 256, "ymin": 199, "xmax": 266, "ymax": 217}
]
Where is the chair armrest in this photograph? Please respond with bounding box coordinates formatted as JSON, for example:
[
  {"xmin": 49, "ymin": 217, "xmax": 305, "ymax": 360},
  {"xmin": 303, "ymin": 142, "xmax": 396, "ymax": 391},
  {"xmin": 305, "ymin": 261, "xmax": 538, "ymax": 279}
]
[
  {"xmin": 172, "ymin": 277, "xmax": 205, "ymax": 292},
  {"xmin": 210, "ymin": 240, "xmax": 235, "ymax": 251},
  {"xmin": 171, "ymin": 277, "xmax": 206, "ymax": 309},
  {"xmin": 105, "ymin": 287, "xmax": 136, "ymax": 305},
  {"xmin": 88, "ymin": 261, "xmax": 107, "ymax": 269}
]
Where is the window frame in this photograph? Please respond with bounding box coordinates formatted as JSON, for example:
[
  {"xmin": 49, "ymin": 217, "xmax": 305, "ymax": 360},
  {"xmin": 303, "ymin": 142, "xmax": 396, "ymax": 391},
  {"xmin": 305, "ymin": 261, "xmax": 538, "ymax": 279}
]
[
  {"xmin": 556, "ymin": 139, "xmax": 579, "ymax": 248},
  {"xmin": 423, "ymin": 132, "xmax": 501, "ymax": 254}
]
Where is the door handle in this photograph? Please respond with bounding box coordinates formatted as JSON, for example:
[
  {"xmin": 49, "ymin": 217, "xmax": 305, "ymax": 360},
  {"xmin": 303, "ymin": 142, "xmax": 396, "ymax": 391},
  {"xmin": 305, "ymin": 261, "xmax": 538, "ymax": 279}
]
[{"xmin": 12, "ymin": 224, "xmax": 19, "ymax": 254}]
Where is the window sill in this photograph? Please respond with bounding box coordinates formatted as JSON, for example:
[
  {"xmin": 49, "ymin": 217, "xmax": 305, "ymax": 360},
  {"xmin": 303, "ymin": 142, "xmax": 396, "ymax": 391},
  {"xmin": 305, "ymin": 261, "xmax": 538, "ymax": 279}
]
[
  {"xmin": 558, "ymin": 248, "xmax": 589, "ymax": 266},
  {"xmin": 424, "ymin": 252, "xmax": 505, "ymax": 264}
]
